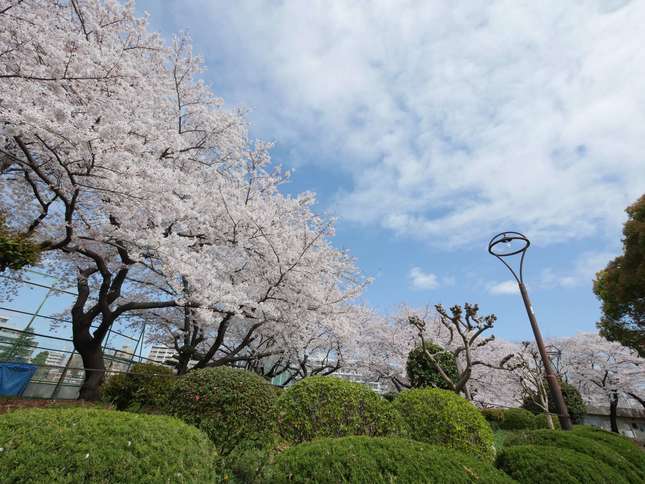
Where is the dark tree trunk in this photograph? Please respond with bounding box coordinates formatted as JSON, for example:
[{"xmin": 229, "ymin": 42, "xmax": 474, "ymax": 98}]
[
  {"xmin": 73, "ymin": 328, "xmax": 105, "ymax": 401},
  {"xmin": 609, "ymin": 391, "xmax": 619, "ymax": 433}
]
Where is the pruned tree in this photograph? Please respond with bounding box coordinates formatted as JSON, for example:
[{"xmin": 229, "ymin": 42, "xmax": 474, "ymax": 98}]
[{"xmin": 408, "ymin": 304, "xmax": 517, "ymax": 399}]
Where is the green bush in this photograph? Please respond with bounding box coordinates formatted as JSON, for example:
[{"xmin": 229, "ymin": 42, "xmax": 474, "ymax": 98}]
[
  {"xmin": 522, "ymin": 380, "xmax": 587, "ymax": 424},
  {"xmin": 166, "ymin": 367, "xmax": 278, "ymax": 455},
  {"xmin": 572, "ymin": 425, "xmax": 645, "ymax": 475},
  {"xmin": 0, "ymin": 407, "xmax": 218, "ymax": 483},
  {"xmin": 505, "ymin": 429, "xmax": 644, "ymax": 483},
  {"xmin": 277, "ymin": 376, "xmax": 404, "ymax": 444},
  {"xmin": 393, "ymin": 388, "xmax": 495, "ymax": 462},
  {"xmin": 497, "ymin": 408, "xmax": 538, "ymax": 430},
  {"xmin": 533, "ymin": 413, "xmax": 561, "ymax": 429},
  {"xmin": 266, "ymin": 436, "xmax": 515, "ymax": 483},
  {"xmin": 101, "ymin": 362, "xmax": 175, "ymax": 411},
  {"xmin": 481, "ymin": 408, "xmax": 506, "ymax": 430},
  {"xmin": 406, "ymin": 341, "xmax": 459, "ymax": 390},
  {"xmin": 496, "ymin": 444, "xmax": 629, "ymax": 484}
]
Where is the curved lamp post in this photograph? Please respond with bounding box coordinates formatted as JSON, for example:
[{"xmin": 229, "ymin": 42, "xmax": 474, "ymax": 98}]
[{"xmin": 488, "ymin": 232, "xmax": 572, "ymax": 430}]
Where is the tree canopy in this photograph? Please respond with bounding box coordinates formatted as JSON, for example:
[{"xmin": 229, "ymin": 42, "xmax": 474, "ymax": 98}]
[{"xmin": 594, "ymin": 194, "xmax": 645, "ymax": 356}]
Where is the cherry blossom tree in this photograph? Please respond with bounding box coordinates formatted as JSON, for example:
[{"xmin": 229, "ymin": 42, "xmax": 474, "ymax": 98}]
[
  {"xmin": 1, "ymin": 0, "xmax": 367, "ymax": 398},
  {"xmin": 558, "ymin": 333, "xmax": 643, "ymax": 432}
]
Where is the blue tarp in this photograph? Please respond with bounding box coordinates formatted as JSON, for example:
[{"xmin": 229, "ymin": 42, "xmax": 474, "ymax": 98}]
[{"xmin": 0, "ymin": 363, "xmax": 37, "ymax": 397}]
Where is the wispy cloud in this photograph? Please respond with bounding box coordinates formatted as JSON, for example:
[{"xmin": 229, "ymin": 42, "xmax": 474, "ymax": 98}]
[
  {"xmin": 540, "ymin": 250, "xmax": 616, "ymax": 289},
  {"xmin": 149, "ymin": 0, "xmax": 645, "ymax": 247},
  {"xmin": 409, "ymin": 267, "xmax": 440, "ymax": 290},
  {"xmin": 488, "ymin": 280, "xmax": 520, "ymax": 295}
]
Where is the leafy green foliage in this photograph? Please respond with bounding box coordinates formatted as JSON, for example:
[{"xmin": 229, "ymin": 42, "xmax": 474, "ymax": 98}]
[
  {"xmin": 277, "ymin": 376, "xmax": 404, "ymax": 444},
  {"xmin": 533, "ymin": 413, "xmax": 560, "ymax": 429},
  {"xmin": 572, "ymin": 425, "xmax": 645, "ymax": 475},
  {"xmin": 593, "ymin": 194, "xmax": 645, "ymax": 356},
  {"xmin": 393, "ymin": 388, "xmax": 495, "ymax": 462},
  {"xmin": 0, "ymin": 329, "xmax": 37, "ymax": 363},
  {"xmin": 0, "ymin": 215, "xmax": 40, "ymax": 272},
  {"xmin": 166, "ymin": 367, "xmax": 278, "ymax": 455},
  {"xmin": 505, "ymin": 429, "xmax": 644, "ymax": 483},
  {"xmin": 522, "ymin": 380, "xmax": 587, "ymax": 424},
  {"xmin": 406, "ymin": 341, "xmax": 459, "ymax": 390},
  {"xmin": 0, "ymin": 407, "xmax": 218, "ymax": 483},
  {"xmin": 100, "ymin": 363, "xmax": 175, "ymax": 411},
  {"xmin": 266, "ymin": 436, "xmax": 515, "ymax": 483},
  {"xmin": 496, "ymin": 444, "xmax": 630, "ymax": 484},
  {"xmin": 497, "ymin": 408, "xmax": 539, "ymax": 431}
]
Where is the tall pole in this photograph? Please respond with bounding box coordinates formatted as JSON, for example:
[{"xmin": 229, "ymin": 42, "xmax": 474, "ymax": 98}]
[
  {"xmin": 519, "ymin": 282, "xmax": 572, "ymax": 430},
  {"xmin": 488, "ymin": 232, "xmax": 573, "ymax": 431}
]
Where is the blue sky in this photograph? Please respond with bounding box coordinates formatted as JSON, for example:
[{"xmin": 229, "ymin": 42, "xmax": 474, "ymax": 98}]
[
  {"xmin": 130, "ymin": 0, "xmax": 644, "ymax": 342},
  {"xmin": 4, "ymin": 1, "xmax": 642, "ymax": 347}
]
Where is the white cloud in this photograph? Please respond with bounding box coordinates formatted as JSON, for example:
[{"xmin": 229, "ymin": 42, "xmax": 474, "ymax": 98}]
[
  {"xmin": 540, "ymin": 250, "xmax": 616, "ymax": 289},
  {"xmin": 488, "ymin": 280, "xmax": 520, "ymax": 295},
  {"xmin": 154, "ymin": 0, "xmax": 645, "ymax": 247},
  {"xmin": 409, "ymin": 267, "xmax": 440, "ymax": 290}
]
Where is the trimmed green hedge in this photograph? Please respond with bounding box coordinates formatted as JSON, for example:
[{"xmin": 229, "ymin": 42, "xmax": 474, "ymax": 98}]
[
  {"xmin": 497, "ymin": 408, "xmax": 538, "ymax": 430},
  {"xmin": 101, "ymin": 362, "xmax": 175, "ymax": 411},
  {"xmin": 0, "ymin": 408, "xmax": 218, "ymax": 483},
  {"xmin": 496, "ymin": 444, "xmax": 629, "ymax": 484},
  {"xmin": 166, "ymin": 367, "xmax": 278, "ymax": 455},
  {"xmin": 276, "ymin": 376, "xmax": 404, "ymax": 443},
  {"xmin": 393, "ymin": 388, "xmax": 495, "ymax": 462},
  {"xmin": 406, "ymin": 341, "xmax": 459, "ymax": 390},
  {"xmin": 267, "ymin": 436, "xmax": 515, "ymax": 483},
  {"xmin": 505, "ymin": 429, "xmax": 644, "ymax": 483},
  {"xmin": 572, "ymin": 425, "xmax": 645, "ymax": 476},
  {"xmin": 533, "ymin": 413, "xmax": 561, "ymax": 429}
]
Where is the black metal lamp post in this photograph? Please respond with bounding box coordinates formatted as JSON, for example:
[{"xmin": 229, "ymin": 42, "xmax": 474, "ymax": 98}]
[{"xmin": 488, "ymin": 231, "xmax": 573, "ymax": 430}]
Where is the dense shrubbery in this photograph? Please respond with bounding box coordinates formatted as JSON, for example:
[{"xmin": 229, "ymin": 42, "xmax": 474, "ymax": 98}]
[
  {"xmin": 572, "ymin": 425, "xmax": 645, "ymax": 475},
  {"xmin": 166, "ymin": 367, "xmax": 278, "ymax": 455},
  {"xmin": 101, "ymin": 362, "xmax": 175, "ymax": 411},
  {"xmin": 522, "ymin": 381, "xmax": 587, "ymax": 424},
  {"xmin": 406, "ymin": 341, "xmax": 459, "ymax": 390},
  {"xmin": 393, "ymin": 388, "xmax": 495, "ymax": 462},
  {"xmin": 266, "ymin": 436, "xmax": 515, "ymax": 483},
  {"xmin": 533, "ymin": 413, "xmax": 560, "ymax": 429},
  {"xmin": 505, "ymin": 429, "xmax": 644, "ymax": 483},
  {"xmin": 0, "ymin": 408, "xmax": 218, "ymax": 483},
  {"xmin": 277, "ymin": 376, "xmax": 404, "ymax": 443},
  {"xmin": 496, "ymin": 444, "xmax": 629, "ymax": 484},
  {"xmin": 482, "ymin": 407, "xmax": 562, "ymax": 431}
]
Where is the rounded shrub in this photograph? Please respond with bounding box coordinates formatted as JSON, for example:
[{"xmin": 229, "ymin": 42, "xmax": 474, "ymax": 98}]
[
  {"xmin": 166, "ymin": 367, "xmax": 278, "ymax": 454},
  {"xmin": 406, "ymin": 341, "xmax": 459, "ymax": 390},
  {"xmin": 481, "ymin": 408, "xmax": 506, "ymax": 430},
  {"xmin": 572, "ymin": 425, "xmax": 645, "ymax": 475},
  {"xmin": 497, "ymin": 408, "xmax": 538, "ymax": 430},
  {"xmin": 496, "ymin": 445, "xmax": 629, "ymax": 484},
  {"xmin": 0, "ymin": 407, "xmax": 218, "ymax": 483},
  {"xmin": 266, "ymin": 436, "xmax": 515, "ymax": 483},
  {"xmin": 101, "ymin": 362, "xmax": 175, "ymax": 411},
  {"xmin": 276, "ymin": 376, "xmax": 404, "ymax": 443},
  {"xmin": 393, "ymin": 387, "xmax": 495, "ymax": 462},
  {"xmin": 533, "ymin": 413, "xmax": 560, "ymax": 429},
  {"xmin": 505, "ymin": 429, "xmax": 644, "ymax": 483}
]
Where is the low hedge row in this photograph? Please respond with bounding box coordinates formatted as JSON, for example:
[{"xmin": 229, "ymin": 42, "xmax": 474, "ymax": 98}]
[
  {"xmin": 504, "ymin": 429, "xmax": 644, "ymax": 483},
  {"xmin": 496, "ymin": 444, "xmax": 629, "ymax": 484},
  {"xmin": 481, "ymin": 407, "xmax": 560, "ymax": 430},
  {"xmin": 0, "ymin": 407, "xmax": 218, "ymax": 483},
  {"xmin": 101, "ymin": 362, "xmax": 175, "ymax": 411},
  {"xmin": 572, "ymin": 425, "xmax": 645, "ymax": 476},
  {"xmin": 266, "ymin": 436, "xmax": 514, "ymax": 483}
]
